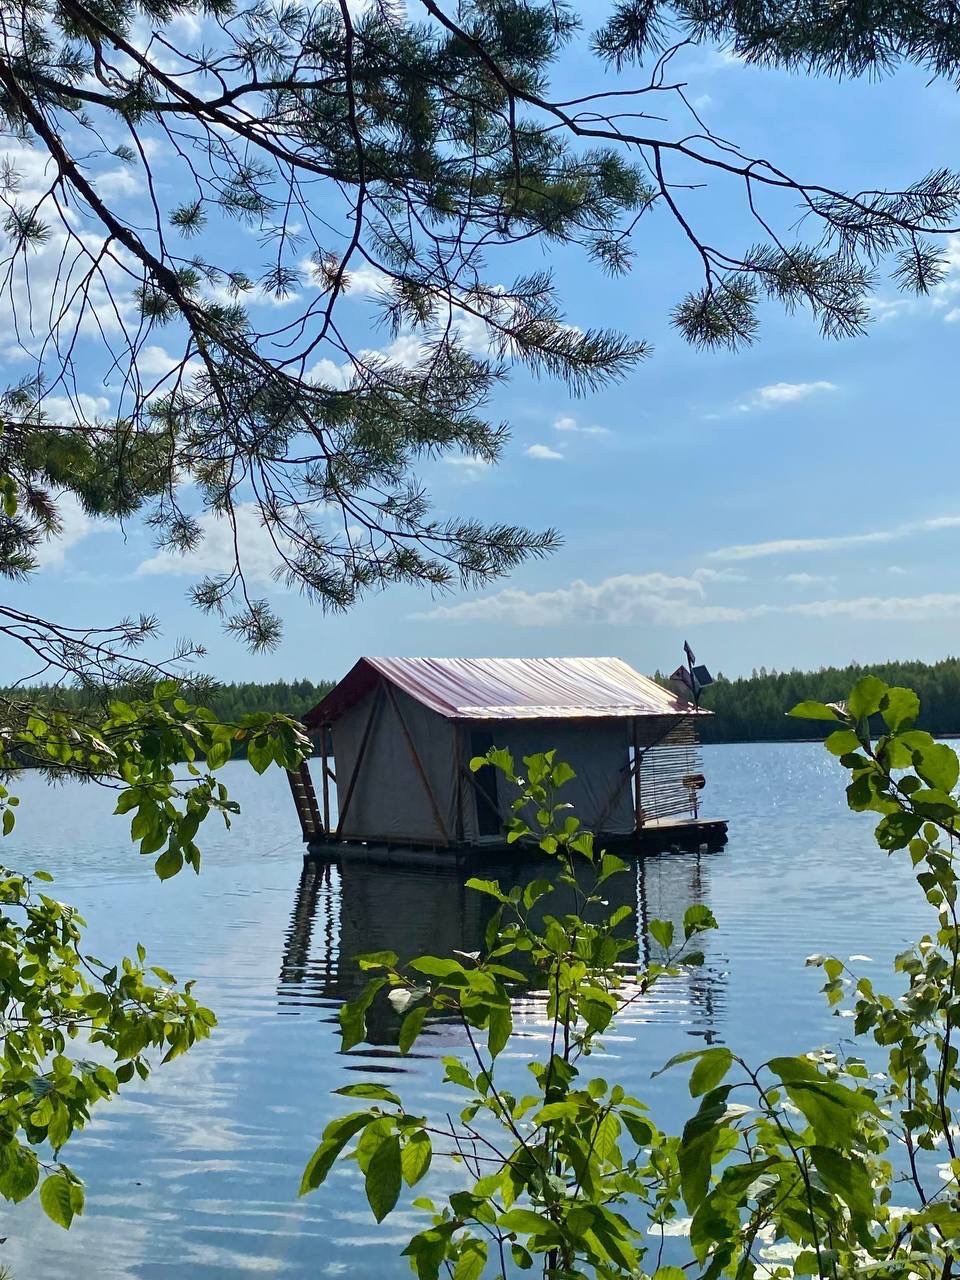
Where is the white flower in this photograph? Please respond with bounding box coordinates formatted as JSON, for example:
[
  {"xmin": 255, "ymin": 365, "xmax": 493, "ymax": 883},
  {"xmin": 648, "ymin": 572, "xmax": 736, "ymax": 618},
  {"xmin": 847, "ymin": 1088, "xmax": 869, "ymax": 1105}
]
[{"xmin": 388, "ymin": 988, "xmax": 413, "ymax": 1013}]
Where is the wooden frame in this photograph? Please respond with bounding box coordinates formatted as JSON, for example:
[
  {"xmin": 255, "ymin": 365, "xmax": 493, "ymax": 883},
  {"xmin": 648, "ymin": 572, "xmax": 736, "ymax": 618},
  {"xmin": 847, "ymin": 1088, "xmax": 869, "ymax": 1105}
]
[
  {"xmin": 335, "ymin": 684, "xmax": 384, "ymax": 838},
  {"xmin": 321, "ymin": 727, "xmax": 331, "ymax": 835},
  {"xmin": 383, "ymin": 681, "xmax": 451, "ymax": 845},
  {"xmin": 454, "ymin": 724, "xmax": 465, "ymax": 842}
]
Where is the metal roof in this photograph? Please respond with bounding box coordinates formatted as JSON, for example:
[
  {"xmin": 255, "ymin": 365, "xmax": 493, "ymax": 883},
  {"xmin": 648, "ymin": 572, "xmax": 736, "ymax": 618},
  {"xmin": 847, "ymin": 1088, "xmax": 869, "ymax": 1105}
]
[{"xmin": 303, "ymin": 656, "xmax": 705, "ymax": 726}]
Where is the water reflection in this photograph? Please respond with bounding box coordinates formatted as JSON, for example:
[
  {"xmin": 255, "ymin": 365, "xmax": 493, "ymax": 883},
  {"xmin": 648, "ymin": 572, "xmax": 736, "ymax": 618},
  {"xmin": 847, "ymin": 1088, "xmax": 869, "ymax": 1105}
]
[{"xmin": 278, "ymin": 850, "xmax": 727, "ymax": 1046}]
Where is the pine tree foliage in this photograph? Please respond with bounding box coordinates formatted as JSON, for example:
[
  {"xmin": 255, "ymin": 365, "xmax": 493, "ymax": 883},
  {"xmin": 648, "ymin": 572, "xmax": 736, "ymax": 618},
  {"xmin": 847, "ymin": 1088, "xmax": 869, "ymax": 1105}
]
[{"xmin": 0, "ymin": 0, "xmax": 958, "ymax": 659}]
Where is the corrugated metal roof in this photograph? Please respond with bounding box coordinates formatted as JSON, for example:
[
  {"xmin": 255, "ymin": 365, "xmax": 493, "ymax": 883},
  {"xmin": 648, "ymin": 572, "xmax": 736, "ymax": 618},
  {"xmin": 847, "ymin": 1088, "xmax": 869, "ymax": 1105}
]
[{"xmin": 303, "ymin": 656, "xmax": 705, "ymax": 725}]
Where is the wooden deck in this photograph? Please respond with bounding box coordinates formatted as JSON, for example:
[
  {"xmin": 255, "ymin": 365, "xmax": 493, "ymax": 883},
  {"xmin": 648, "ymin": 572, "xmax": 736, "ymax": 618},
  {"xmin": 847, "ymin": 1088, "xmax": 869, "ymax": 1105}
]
[{"xmin": 304, "ymin": 815, "xmax": 728, "ymax": 866}]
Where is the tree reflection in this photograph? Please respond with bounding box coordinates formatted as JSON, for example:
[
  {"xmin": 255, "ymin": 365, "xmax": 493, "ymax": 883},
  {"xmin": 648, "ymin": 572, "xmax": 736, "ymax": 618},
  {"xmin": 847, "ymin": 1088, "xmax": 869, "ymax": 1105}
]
[{"xmin": 278, "ymin": 852, "xmax": 726, "ymax": 1045}]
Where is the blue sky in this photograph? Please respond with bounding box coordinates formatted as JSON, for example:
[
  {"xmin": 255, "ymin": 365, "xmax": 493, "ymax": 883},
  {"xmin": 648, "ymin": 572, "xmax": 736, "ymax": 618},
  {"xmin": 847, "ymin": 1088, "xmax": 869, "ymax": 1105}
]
[{"xmin": 6, "ymin": 29, "xmax": 960, "ymax": 686}]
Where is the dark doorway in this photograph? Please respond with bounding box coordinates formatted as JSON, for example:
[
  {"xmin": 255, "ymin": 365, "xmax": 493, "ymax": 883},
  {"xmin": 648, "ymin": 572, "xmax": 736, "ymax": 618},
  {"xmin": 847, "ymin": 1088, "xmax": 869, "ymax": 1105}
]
[{"xmin": 470, "ymin": 730, "xmax": 502, "ymax": 837}]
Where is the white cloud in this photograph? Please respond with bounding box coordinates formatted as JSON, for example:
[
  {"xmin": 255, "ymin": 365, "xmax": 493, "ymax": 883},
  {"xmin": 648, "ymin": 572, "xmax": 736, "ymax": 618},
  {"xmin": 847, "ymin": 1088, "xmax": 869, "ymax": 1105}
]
[
  {"xmin": 525, "ymin": 444, "xmax": 564, "ymax": 461},
  {"xmin": 553, "ymin": 415, "xmax": 610, "ymax": 437},
  {"xmin": 888, "ymin": 565, "xmax": 908, "ymax": 575},
  {"xmin": 305, "ymin": 356, "xmax": 353, "ymax": 390},
  {"xmin": 137, "ymin": 502, "xmax": 284, "ymax": 584},
  {"xmin": 711, "ymin": 513, "xmax": 960, "ymax": 561},
  {"xmin": 33, "ymin": 492, "xmax": 99, "ymax": 569},
  {"xmin": 871, "ymin": 234, "xmax": 960, "ymax": 325},
  {"xmin": 784, "ymin": 572, "xmax": 836, "ymax": 587},
  {"xmin": 417, "ymin": 572, "xmax": 708, "ymax": 626},
  {"xmin": 419, "ymin": 570, "xmax": 960, "ymax": 629},
  {"xmin": 442, "ymin": 453, "xmax": 493, "ymax": 482},
  {"xmin": 735, "ymin": 381, "xmax": 837, "ymax": 413},
  {"xmin": 693, "ymin": 566, "xmax": 748, "ymax": 584},
  {"xmin": 40, "ymin": 392, "xmax": 112, "ymax": 424}
]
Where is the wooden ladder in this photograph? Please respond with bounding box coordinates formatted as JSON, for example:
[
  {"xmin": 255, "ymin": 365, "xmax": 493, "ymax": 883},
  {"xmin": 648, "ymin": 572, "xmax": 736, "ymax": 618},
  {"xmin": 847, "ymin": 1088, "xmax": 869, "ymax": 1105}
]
[{"xmin": 287, "ymin": 761, "xmax": 324, "ymax": 841}]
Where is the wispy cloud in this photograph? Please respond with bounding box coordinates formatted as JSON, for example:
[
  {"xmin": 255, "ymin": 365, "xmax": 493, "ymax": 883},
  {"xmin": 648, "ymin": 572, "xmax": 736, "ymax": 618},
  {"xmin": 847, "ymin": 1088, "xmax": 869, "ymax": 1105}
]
[
  {"xmin": 137, "ymin": 502, "xmax": 284, "ymax": 584},
  {"xmin": 418, "ymin": 570, "xmax": 960, "ymax": 629},
  {"xmin": 870, "ymin": 234, "xmax": 960, "ymax": 324},
  {"xmin": 784, "ymin": 572, "xmax": 836, "ymax": 587},
  {"xmin": 442, "ymin": 453, "xmax": 493, "ymax": 482},
  {"xmin": 735, "ymin": 381, "xmax": 837, "ymax": 413},
  {"xmin": 553, "ymin": 415, "xmax": 610, "ymax": 437},
  {"xmin": 710, "ymin": 514, "xmax": 960, "ymax": 561},
  {"xmin": 525, "ymin": 443, "xmax": 564, "ymax": 461},
  {"xmin": 417, "ymin": 572, "xmax": 708, "ymax": 627},
  {"xmin": 33, "ymin": 493, "xmax": 100, "ymax": 570}
]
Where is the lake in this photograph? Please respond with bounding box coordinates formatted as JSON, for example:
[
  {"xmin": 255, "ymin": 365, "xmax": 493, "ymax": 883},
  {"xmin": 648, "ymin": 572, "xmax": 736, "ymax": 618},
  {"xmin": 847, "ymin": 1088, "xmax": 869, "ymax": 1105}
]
[{"xmin": 1, "ymin": 741, "xmax": 934, "ymax": 1277}]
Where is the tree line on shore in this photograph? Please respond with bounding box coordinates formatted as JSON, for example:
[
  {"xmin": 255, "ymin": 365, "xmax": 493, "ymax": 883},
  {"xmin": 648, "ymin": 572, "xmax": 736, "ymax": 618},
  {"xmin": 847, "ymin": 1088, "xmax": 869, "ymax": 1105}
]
[{"xmin": 692, "ymin": 657, "xmax": 960, "ymax": 742}]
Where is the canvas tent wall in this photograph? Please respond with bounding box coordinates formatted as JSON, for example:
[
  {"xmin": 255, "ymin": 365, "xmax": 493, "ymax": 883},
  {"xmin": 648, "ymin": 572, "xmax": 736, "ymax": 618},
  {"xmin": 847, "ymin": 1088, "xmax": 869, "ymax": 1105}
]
[
  {"xmin": 330, "ymin": 681, "xmax": 459, "ymax": 844},
  {"xmin": 461, "ymin": 718, "xmax": 635, "ymax": 841},
  {"xmin": 301, "ymin": 656, "xmax": 709, "ymax": 848}
]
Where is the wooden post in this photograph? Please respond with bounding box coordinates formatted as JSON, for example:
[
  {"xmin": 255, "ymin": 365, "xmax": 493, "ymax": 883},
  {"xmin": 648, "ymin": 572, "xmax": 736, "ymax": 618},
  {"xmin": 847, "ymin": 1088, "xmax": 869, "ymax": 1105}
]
[
  {"xmin": 454, "ymin": 724, "xmax": 465, "ymax": 842},
  {"xmin": 632, "ymin": 718, "xmax": 642, "ymax": 832},
  {"xmin": 335, "ymin": 685, "xmax": 383, "ymax": 838},
  {"xmin": 383, "ymin": 682, "xmax": 451, "ymax": 845},
  {"xmin": 321, "ymin": 725, "xmax": 331, "ymax": 835}
]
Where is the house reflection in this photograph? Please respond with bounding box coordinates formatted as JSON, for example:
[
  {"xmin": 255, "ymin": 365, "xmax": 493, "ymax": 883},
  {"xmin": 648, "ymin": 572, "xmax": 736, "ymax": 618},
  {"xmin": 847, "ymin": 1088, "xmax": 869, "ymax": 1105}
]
[{"xmin": 278, "ymin": 851, "xmax": 725, "ymax": 1044}]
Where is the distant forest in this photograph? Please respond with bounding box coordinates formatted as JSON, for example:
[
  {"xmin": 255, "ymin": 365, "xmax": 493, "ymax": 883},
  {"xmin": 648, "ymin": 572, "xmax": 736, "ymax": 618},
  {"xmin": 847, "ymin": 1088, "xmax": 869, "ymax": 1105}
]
[
  {"xmin": 693, "ymin": 658, "xmax": 960, "ymax": 742},
  {"xmin": 0, "ymin": 679, "xmax": 333, "ymax": 724},
  {"xmin": 7, "ymin": 660, "xmax": 960, "ymax": 745}
]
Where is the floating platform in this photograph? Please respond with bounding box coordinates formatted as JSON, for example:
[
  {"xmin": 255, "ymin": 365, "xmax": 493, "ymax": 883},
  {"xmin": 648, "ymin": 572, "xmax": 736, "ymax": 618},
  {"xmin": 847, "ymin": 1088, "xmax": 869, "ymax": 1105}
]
[{"xmin": 304, "ymin": 815, "xmax": 728, "ymax": 867}]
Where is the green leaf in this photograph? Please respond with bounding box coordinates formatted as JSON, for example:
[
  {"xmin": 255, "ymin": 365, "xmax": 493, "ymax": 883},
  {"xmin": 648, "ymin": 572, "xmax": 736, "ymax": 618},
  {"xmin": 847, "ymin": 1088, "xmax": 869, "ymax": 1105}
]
[
  {"xmin": 365, "ymin": 1134, "xmax": 402, "ymax": 1223},
  {"xmin": 401, "ymin": 1131, "xmax": 432, "ymax": 1187},
  {"xmin": 914, "ymin": 742, "xmax": 960, "ymax": 793},
  {"xmin": 649, "ymin": 918, "xmax": 674, "ymax": 948},
  {"xmin": 622, "ymin": 1110, "xmax": 653, "ymax": 1145},
  {"xmin": 848, "ymin": 675, "xmax": 887, "ymax": 720},
  {"xmin": 498, "ymin": 1208, "xmax": 561, "ymax": 1240},
  {"xmin": 808, "ymin": 1145, "xmax": 873, "ymax": 1219},
  {"xmin": 399, "ymin": 1005, "xmax": 428, "ymax": 1055},
  {"xmin": 880, "ymin": 686, "xmax": 920, "ymax": 732},
  {"xmin": 339, "ymin": 978, "xmax": 386, "ymax": 1051},
  {"xmin": 652, "ymin": 1048, "xmax": 715, "ymax": 1079},
  {"xmin": 300, "ymin": 1112, "xmax": 375, "ymax": 1194},
  {"xmin": 205, "ymin": 740, "xmax": 231, "ymax": 770},
  {"xmin": 2, "ymin": 809, "xmax": 13, "ymax": 836},
  {"xmin": 452, "ymin": 1239, "xmax": 487, "ymax": 1280},
  {"xmin": 823, "ymin": 729, "xmax": 860, "ymax": 757},
  {"xmin": 678, "ymin": 1088, "xmax": 732, "ymax": 1210},
  {"xmin": 767, "ymin": 1058, "xmax": 877, "ymax": 1143},
  {"xmin": 874, "ymin": 811, "xmax": 923, "ymax": 851},
  {"xmin": 0, "ymin": 1142, "xmax": 39, "ymax": 1203},
  {"xmin": 247, "ymin": 737, "xmax": 274, "ymax": 774},
  {"xmin": 487, "ymin": 1004, "xmax": 511, "ymax": 1058},
  {"xmin": 689, "ymin": 1047, "xmax": 734, "ymax": 1097},
  {"xmin": 39, "ymin": 1172, "xmax": 81, "ymax": 1228},
  {"xmin": 683, "ymin": 904, "xmax": 717, "ymax": 938},
  {"xmin": 409, "ymin": 956, "xmax": 465, "ymax": 979},
  {"xmin": 551, "ymin": 761, "xmax": 576, "ymax": 787},
  {"xmin": 334, "ymin": 1083, "xmax": 401, "ymax": 1104},
  {"xmin": 464, "ymin": 878, "xmax": 506, "ymax": 901},
  {"xmin": 154, "ymin": 847, "xmax": 183, "ymax": 880},
  {"xmin": 788, "ymin": 700, "xmax": 843, "ymax": 722}
]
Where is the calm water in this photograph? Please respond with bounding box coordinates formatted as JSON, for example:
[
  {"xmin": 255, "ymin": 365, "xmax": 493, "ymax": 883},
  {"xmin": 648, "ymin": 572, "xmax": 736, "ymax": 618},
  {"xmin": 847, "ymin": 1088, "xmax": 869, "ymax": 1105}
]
[{"xmin": 1, "ymin": 742, "xmax": 936, "ymax": 1277}]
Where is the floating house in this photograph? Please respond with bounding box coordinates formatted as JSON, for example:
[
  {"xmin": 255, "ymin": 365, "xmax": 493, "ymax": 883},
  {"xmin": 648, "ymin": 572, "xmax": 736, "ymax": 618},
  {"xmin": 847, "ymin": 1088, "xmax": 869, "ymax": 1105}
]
[{"xmin": 287, "ymin": 656, "xmax": 727, "ymax": 863}]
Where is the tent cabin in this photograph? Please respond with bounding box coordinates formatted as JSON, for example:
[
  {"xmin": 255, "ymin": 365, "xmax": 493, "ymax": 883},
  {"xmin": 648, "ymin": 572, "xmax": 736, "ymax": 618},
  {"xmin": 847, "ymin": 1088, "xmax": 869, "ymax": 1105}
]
[{"xmin": 287, "ymin": 656, "xmax": 727, "ymax": 863}]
